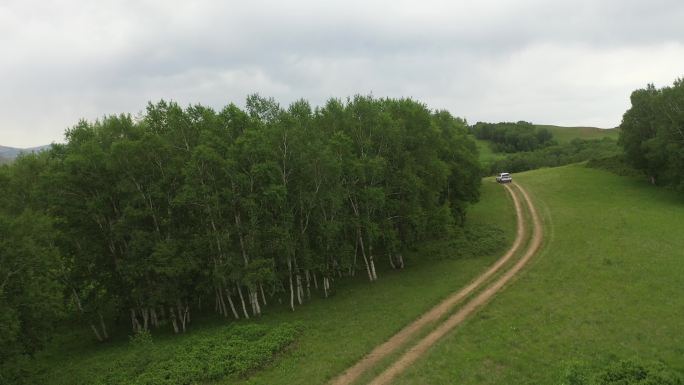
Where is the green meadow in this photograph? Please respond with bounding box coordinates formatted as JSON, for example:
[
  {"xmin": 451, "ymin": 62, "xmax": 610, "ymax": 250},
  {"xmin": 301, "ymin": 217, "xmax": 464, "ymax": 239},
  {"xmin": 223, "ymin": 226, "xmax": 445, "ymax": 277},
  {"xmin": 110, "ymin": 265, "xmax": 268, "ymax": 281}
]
[
  {"xmin": 394, "ymin": 164, "xmax": 684, "ymax": 384},
  {"xmin": 537, "ymin": 124, "xmax": 620, "ymax": 143}
]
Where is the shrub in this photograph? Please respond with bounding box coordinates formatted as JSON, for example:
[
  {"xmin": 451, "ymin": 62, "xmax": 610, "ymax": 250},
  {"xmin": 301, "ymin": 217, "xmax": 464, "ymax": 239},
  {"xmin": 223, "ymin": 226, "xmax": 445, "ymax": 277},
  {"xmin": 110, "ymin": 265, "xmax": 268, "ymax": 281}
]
[
  {"xmin": 586, "ymin": 155, "xmax": 645, "ymax": 178},
  {"xmin": 36, "ymin": 323, "xmax": 301, "ymax": 385},
  {"xmin": 559, "ymin": 359, "xmax": 683, "ymax": 385}
]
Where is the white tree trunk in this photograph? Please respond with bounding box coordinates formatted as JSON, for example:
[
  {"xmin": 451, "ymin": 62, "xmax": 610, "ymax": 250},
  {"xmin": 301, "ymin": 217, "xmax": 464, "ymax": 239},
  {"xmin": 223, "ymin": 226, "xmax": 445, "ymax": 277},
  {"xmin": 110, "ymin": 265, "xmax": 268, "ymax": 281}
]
[
  {"xmin": 358, "ymin": 232, "xmax": 374, "ymax": 281},
  {"xmin": 259, "ymin": 283, "xmax": 267, "ymax": 305},
  {"xmin": 169, "ymin": 307, "xmax": 179, "ymax": 333},
  {"xmin": 217, "ymin": 289, "xmax": 228, "ymax": 317},
  {"xmin": 178, "ymin": 302, "xmax": 189, "ymax": 332},
  {"xmin": 225, "ymin": 290, "xmax": 240, "ymax": 319},
  {"xmin": 251, "ymin": 290, "xmax": 261, "ymax": 316},
  {"xmin": 90, "ymin": 324, "xmax": 103, "ymax": 342},
  {"xmin": 130, "ymin": 308, "xmax": 142, "ymax": 333},
  {"xmin": 237, "ymin": 284, "xmax": 250, "ymax": 319},
  {"xmin": 249, "ymin": 288, "xmax": 257, "ymax": 314},
  {"xmin": 141, "ymin": 308, "xmax": 149, "ymax": 331},
  {"xmin": 296, "ymin": 274, "xmax": 304, "ymax": 305},
  {"xmin": 99, "ymin": 312, "xmax": 109, "ymax": 339},
  {"xmin": 288, "ymin": 258, "xmax": 295, "ymax": 311}
]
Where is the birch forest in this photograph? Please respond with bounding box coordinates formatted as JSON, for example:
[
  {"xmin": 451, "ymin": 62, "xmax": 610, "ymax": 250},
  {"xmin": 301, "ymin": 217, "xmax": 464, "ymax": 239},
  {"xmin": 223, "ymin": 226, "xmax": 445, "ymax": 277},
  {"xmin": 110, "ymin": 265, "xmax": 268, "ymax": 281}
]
[{"xmin": 0, "ymin": 95, "xmax": 481, "ymax": 360}]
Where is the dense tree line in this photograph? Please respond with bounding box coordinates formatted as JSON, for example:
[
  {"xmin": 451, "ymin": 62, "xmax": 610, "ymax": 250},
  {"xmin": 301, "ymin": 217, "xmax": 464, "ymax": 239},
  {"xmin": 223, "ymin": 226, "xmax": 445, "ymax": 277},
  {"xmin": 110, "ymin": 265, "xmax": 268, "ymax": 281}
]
[
  {"xmin": 471, "ymin": 121, "xmax": 555, "ymax": 153},
  {"xmin": 484, "ymin": 138, "xmax": 621, "ymax": 175},
  {"xmin": 619, "ymin": 79, "xmax": 684, "ymax": 188},
  {"xmin": 0, "ymin": 158, "xmax": 63, "ymax": 372},
  {"xmin": 0, "ymin": 95, "xmax": 480, "ymax": 359}
]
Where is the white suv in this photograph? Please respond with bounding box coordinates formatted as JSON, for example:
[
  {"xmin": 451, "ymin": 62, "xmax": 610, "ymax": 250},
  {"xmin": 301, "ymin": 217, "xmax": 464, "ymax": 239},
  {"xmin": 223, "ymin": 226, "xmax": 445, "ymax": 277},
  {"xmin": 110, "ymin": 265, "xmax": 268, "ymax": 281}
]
[{"xmin": 496, "ymin": 172, "xmax": 512, "ymax": 183}]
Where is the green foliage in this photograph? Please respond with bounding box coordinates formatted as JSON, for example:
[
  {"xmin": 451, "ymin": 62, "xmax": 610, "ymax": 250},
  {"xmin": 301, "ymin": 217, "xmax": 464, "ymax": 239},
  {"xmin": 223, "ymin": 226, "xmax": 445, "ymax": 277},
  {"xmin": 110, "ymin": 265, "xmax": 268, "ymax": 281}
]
[
  {"xmin": 586, "ymin": 155, "xmax": 644, "ymax": 177},
  {"xmin": 559, "ymin": 359, "xmax": 683, "ymax": 385},
  {"xmin": 35, "ymin": 323, "xmax": 299, "ymax": 385},
  {"xmin": 0, "ymin": 155, "xmax": 63, "ymax": 384},
  {"xmin": 0, "ymin": 95, "xmax": 482, "ymax": 377},
  {"xmin": 484, "ymin": 137, "xmax": 621, "ymax": 175},
  {"xmin": 39, "ymin": 95, "xmax": 479, "ymax": 334},
  {"xmin": 31, "ymin": 181, "xmax": 515, "ymax": 385},
  {"xmin": 129, "ymin": 329, "xmax": 153, "ymax": 347},
  {"xmin": 471, "ymin": 121, "xmax": 556, "ymax": 153},
  {"xmin": 619, "ymin": 79, "xmax": 684, "ymax": 188},
  {"xmin": 419, "ymin": 223, "xmax": 507, "ymax": 262}
]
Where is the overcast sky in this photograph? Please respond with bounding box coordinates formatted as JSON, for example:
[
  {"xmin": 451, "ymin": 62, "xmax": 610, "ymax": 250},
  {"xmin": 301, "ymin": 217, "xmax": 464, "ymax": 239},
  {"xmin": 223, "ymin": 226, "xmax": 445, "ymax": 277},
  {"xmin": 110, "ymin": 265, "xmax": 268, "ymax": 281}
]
[{"xmin": 1, "ymin": 0, "xmax": 683, "ymax": 147}]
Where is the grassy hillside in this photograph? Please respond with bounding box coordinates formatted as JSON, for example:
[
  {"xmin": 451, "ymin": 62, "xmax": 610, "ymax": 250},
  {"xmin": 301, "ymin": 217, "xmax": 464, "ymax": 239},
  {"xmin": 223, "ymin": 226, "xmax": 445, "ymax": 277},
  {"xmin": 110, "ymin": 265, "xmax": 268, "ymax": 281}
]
[
  {"xmin": 475, "ymin": 125, "xmax": 621, "ymax": 173},
  {"xmin": 536, "ymin": 124, "xmax": 619, "ymax": 143},
  {"xmin": 475, "ymin": 138, "xmax": 505, "ymax": 164},
  {"xmin": 31, "ymin": 181, "xmax": 517, "ymax": 385},
  {"xmin": 394, "ymin": 164, "xmax": 684, "ymax": 384}
]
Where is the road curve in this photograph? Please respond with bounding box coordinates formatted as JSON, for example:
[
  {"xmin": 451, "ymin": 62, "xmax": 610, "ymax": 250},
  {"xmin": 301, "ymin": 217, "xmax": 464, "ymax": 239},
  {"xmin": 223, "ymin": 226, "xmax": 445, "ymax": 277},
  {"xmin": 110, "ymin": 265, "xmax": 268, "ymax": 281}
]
[
  {"xmin": 367, "ymin": 182, "xmax": 543, "ymax": 385},
  {"xmin": 329, "ymin": 183, "xmax": 530, "ymax": 385}
]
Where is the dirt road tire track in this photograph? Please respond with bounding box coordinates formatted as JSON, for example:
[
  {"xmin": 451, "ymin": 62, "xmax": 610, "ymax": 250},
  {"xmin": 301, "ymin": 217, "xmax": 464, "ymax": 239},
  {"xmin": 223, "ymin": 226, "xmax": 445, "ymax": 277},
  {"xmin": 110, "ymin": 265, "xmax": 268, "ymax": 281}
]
[
  {"xmin": 329, "ymin": 183, "xmax": 529, "ymax": 385},
  {"xmin": 366, "ymin": 182, "xmax": 543, "ymax": 385}
]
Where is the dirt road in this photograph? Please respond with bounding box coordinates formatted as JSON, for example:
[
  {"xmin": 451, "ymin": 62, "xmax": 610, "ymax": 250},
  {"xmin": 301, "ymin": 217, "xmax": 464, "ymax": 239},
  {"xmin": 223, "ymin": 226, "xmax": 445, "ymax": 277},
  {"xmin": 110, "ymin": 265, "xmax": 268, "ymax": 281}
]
[{"xmin": 330, "ymin": 182, "xmax": 542, "ymax": 385}]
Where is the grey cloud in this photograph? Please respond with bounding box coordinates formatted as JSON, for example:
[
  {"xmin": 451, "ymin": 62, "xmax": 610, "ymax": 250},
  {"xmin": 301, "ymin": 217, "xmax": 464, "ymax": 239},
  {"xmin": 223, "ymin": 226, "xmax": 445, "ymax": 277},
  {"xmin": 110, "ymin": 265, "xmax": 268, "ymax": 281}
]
[{"xmin": 1, "ymin": 0, "xmax": 684, "ymax": 146}]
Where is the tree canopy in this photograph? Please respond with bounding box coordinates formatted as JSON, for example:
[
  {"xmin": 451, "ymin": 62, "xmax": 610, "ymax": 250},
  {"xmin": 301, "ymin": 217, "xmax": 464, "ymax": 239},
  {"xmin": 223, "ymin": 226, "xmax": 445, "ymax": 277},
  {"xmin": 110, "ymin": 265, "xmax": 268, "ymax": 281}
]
[
  {"xmin": 619, "ymin": 79, "xmax": 684, "ymax": 189},
  {"xmin": 471, "ymin": 121, "xmax": 555, "ymax": 153},
  {"xmin": 0, "ymin": 95, "xmax": 482, "ymax": 358}
]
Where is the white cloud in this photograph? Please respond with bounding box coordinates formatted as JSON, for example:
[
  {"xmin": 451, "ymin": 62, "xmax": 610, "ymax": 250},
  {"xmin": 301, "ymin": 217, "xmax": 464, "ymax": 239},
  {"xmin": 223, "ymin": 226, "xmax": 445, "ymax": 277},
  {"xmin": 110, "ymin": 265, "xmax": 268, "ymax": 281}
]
[{"xmin": 0, "ymin": 0, "xmax": 683, "ymax": 146}]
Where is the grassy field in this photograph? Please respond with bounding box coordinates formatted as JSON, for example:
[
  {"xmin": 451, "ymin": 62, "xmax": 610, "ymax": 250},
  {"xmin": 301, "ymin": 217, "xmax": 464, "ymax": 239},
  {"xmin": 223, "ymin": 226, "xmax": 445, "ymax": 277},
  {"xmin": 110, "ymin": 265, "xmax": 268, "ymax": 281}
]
[
  {"xmin": 394, "ymin": 164, "xmax": 684, "ymax": 384},
  {"xmin": 31, "ymin": 181, "xmax": 517, "ymax": 385},
  {"xmin": 537, "ymin": 124, "xmax": 620, "ymax": 143},
  {"xmin": 475, "ymin": 138, "xmax": 506, "ymax": 164}
]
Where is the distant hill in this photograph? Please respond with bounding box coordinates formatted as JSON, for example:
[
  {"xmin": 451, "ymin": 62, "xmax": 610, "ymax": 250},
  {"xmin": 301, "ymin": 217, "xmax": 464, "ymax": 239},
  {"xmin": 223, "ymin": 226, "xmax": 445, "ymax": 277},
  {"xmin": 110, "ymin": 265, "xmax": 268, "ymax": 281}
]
[
  {"xmin": 534, "ymin": 125, "xmax": 619, "ymax": 143},
  {"xmin": 0, "ymin": 144, "xmax": 51, "ymax": 161}
]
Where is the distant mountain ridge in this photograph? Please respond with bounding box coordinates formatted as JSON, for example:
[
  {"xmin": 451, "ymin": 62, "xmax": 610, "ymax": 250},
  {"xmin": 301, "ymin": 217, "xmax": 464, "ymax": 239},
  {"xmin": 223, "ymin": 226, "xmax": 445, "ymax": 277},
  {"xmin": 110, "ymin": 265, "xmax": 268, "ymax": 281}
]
[{"xmin": 0, "ymin": 144, "xmax": 52, "ymax": 161}]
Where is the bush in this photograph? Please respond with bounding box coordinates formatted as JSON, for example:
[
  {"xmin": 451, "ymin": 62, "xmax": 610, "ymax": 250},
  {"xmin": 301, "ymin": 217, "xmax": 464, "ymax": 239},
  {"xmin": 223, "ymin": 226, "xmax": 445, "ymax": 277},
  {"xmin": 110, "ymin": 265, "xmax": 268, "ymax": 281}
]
[
  {"xmin": 586, "ymin": 155, "xmax": 645, "ymax": 178},
  {"xmin": 35, "ymin": 323, "xmax": 301, "ymax": 385},
  {"xmin": 417, "ymin": 223, "xmax": 507, "ymax": 262},
  {"xmin": 471, "ymin": 121, "xmax": 556, "ymax": 153},
  {"xmin": 559, "ymin": 359, "xmax": 683, "ymax": 385},
  {"xmin": 595, "ymin": 360, "xmax": 683, "ymax": 385}
]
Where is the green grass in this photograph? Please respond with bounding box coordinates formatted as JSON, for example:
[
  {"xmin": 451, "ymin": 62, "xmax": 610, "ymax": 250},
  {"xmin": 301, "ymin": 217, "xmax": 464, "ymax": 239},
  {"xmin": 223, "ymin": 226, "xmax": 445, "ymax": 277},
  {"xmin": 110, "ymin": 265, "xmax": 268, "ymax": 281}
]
[
  {"xmin": 475, "ymin": 139, "xmax": 506, "ymax": 164},
  {"xmin": 394, "ymin": 164, "xmax": 684, "ymax": 384},
  {"xmin": 536, "ymin": 124, "xmax": 620, "ymax": 143},
  {"xmin": 30, "ymin": 181, "xmax": 517, "ymax": 385},
  {"xmin": 475, "ymin": 138, "xmax": 506, "ymax": 173}
]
